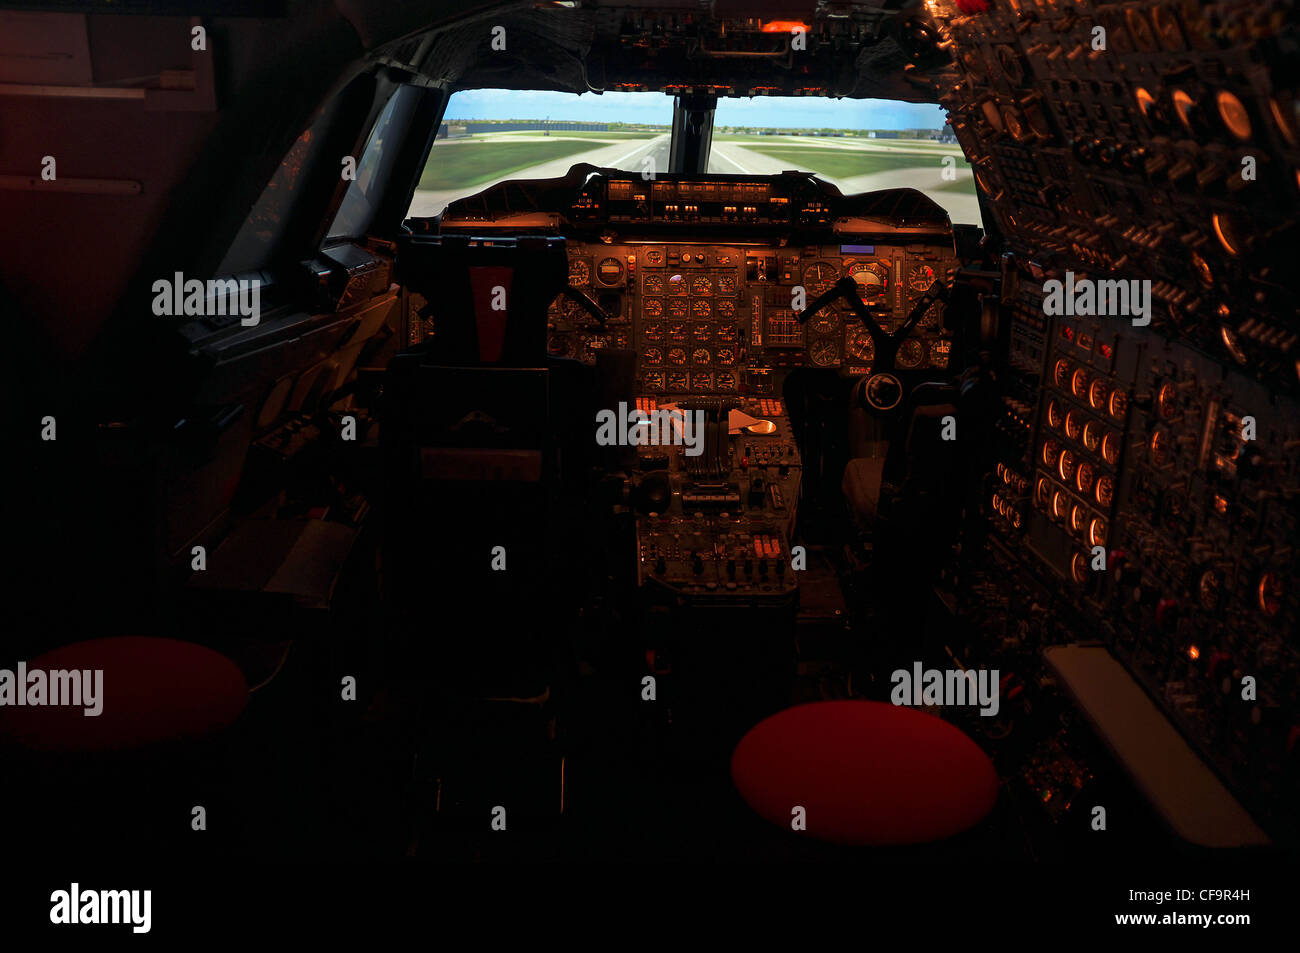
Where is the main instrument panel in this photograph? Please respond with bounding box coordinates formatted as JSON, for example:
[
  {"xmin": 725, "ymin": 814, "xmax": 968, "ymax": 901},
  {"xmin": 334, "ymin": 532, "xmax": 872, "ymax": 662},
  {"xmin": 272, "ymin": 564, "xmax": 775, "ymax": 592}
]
[{"xmin": 547, "ymin": 239, "xmax": 956, "ymax": 395}]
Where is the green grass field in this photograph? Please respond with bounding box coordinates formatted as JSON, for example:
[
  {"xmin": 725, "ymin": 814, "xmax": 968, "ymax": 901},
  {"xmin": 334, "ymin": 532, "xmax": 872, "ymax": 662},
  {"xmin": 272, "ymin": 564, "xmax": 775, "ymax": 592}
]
[
  {"xmin": 733, "ymin": 144, "xmax": 963, "ymax": 181},
  {"xmin": 417, "ymin": 138, "xmax": 611, "ymax": 192}
]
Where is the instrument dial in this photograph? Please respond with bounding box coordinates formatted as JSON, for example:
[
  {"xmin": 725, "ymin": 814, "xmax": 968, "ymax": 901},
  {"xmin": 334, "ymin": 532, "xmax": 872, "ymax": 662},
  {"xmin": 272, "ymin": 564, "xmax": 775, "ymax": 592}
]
[
  {"xmin": 643, "ymin": 347, "xmax": 663, "ymax": 365},
  {"xmin": 897, "ymin": 338, "xmax": 925, "ymax": 369},
  {"xmin": 809, "ymin": 311, "xmax": 840, "ymax": 336},
  {"xmin": 666, "ymin": 274, "xmax": 686, "ymax": 295},
  {"xmin": 802, "ymin": 262, "xmax": 840, "ymax": 296},
  {"xmin": 667, "ymin": 347, "xmax": 687, "ymax": 365},
  {"xmin": 847, "ymin": 261, "xmax": 889, "ymax": 299},
  {"xmin": 715, "ymin": 372, "xmax": 737, "ymax": 390},
  {"xmin": 717, "ymin": 300, "xmax": 737, "ymax": 318},
  {"xmin": 691, "ymin": 299, "xmax": 712, "ymax": 319},
  {"xmin": 667, "ymin": 322, "xmax": 687, "ymax": 340},
  {"xmin": 715, "ymin": 323, "xmax": 737, "ymax": 340},
  {"xmin": 643, "ymin": 321, "xmax": 665, "ymax": 340},
  {"xmin": 1096, "ymin": 474, "xmax": 1114, "ymax": 507},
  {"xmin": 666, "ymin": 371, "xmax": 689, "ymax": 390},
  {"xmin": 643, "ymin": 275, "xmax": 665, "ymax": 295},
  {"xmin": 847, "ymin": 328, "xmax": 875, "ymax": 363},
  {"xmin": 547, "ymin": 334, "xmax": 573, "ymax": 358},
  {"xmin": 643, "ymin": 371, "xmax": 664, "ymax": 391},
  {"xmin": 690, "ymin": 276, "xmax": 713, "ymax": 296},
  {"xmin": 668, "ymin": 300, "xmax": 689, "ymax": 318},
  {"xmin": 691, "ymin": 347, "xmax": 711, "ymax": 366},
  {"xmin": 717, "ymin": 276, "xmax": 737, "ymax": 295},
  {"xmin": 644, "ymin": 249, "xmax": 665, "ymax": 266},
  {"xmin": 596, "ymin": 257, "xmax": 623, "ymax": 285},
  {"xmin": 715, "ymin": 348, "xmax": 736, "ymax": 366},
  {"xmin": 692, "ymin": 323, "xmax": 712, "ymax": 343},
  {"xmin": 908, "ymin": 263, "xmax": 938, "ymax": 292},
  {"xmin": 808, "ymin": 338, "xmax": 839, "ymax": 367},
  {"xmin": 568, "ymin": 259, "xmax": 590, "ymax": 287},
  {"xmin": 643, "ymin": 298, "xmax": 664, "ymax": 318}
]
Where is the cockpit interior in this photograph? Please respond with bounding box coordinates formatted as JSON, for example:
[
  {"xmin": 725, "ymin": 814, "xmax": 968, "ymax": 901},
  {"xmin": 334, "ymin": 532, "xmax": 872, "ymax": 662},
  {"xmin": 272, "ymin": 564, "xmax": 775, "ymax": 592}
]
[{"xmin": 3, "ymin": 0, "xmax": 1297, "ymax": 907}]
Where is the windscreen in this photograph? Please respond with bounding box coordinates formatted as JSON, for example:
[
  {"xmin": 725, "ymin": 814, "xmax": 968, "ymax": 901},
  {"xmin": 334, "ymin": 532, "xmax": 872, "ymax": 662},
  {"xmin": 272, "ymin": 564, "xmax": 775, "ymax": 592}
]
[{"xmin": 709, "ymin": 98, "xmax": 979, "ymax": 225}]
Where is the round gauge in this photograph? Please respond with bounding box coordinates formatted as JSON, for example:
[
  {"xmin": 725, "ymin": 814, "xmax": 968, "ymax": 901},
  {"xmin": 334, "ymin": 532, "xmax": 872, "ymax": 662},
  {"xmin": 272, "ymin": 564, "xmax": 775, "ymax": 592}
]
[
  {"xmin": 1216, "ymin": 90, "xmax": 1252, "ymax": 141},
  {"xmin": 802, "ymin": 262, "xmax": 840, "ymax": 296},
  {"xmin": 1058, "ymin": 449, "xmax": 1077, "ymax": 483},
  {"xmin": 1148, "ymin": 428, "xmax": 1171, "ymax": 466},
  {"xmin": 643, "ymin": 347, "xmax": 664, "ymax": 365},
  {"xmin": 691, "ymin": 299, "xmax": 712, "ymax": 319},
  {"xmin": 667, "ymin": 347, "xmax": 687, "ymax": 365},
  {"xmin": 643, "ymin": 321, "xmax": 664, "ymax": 340},
  {"xmin": 1198, "ymin": 569, "xmax": 1221, "ymax": 611},
  {"xmin": 1054, "ymin": 359, "xmax": 1071, "ymax": 388},
  {"xmin": 1157, "ymin": 382, "xmax": 1179, "ymax": 419},
  {"xmin": 716, "ymin": 324, "xmax": 737, "ymax": 340},
  {"xmin": 1042, "ymin": 440, "xmax": 1061, "ymax": 468},
  {"xmin": 597, "ymin": 257, "xmax": 624, "ymax": 284},
  {"xmin": 1071, "ymin": 368, "xmax": 1090, "ymax": 399},
  {"xmin": 1102, "ymin": 431, "xmax": 1121, "ymax": 465},
  {"xmin": 666, "ymin": 372, "xmax": 689, "ymax": 390},
  {"xmin": 1064, "ymin": 410, "xmax": 1082, "ymax": 441},
  {"xmin": 1089, "ymin": 380, "xmax": 1108, "ymax": 411},
  {"xmin": 1071, "ymin": 552, "xmax": 1090, "ymax": 585},
  {"xmin": 1036, "ymin": 477, "xmax": 1052, "ymax": 507},
  {"xmin": 1076, "ymin": 461, "xmax": 1096, "ymax": 495},
  {"xmin": 908, "ymin": 264, "xmax": 938, "ymax": 293},
  {"xmin": 1257, "ymin": 572, "xmax": 1282, "ymax": 617},
  {"xmin": 568, "ymin": 259, "xmax": 590, "ymax": 287},
  {"xmin": 1082, "ymin": 420, "xmax": 1101, "ymax": 453},
  {"xmin": 667, "ymin": 322, "xmax": 687, "ymax": 340},
  {"xmin": 668, "ymin": 300, "xmax": 689, "ymax": 319},
  {"xmin": 691, "ymin": 276, "xmax": 713, "ymax": 296},
  {"xmin": 547, "ymin": 334, "xmax": 573, "ymax": 358},
  {"xmin": 692, "ymin": 323, "xmax": 711, "ymax": 342},
  {"xmin": 666, "ymin": 274, "xmax": 687, "ymax": 295},
  {"xmin": 717, "ymin": 300, "xmax": 736, "ymax": 318},
  {"xmin": 809, "ymin": 311, "xmax": 840, "ymax": 336},
  {"xmin": 643, "ymin": 275, "xmax": 665, "ymax": 295},
  {"xmin": 692, "ymin": 372, "xmax": 713, "ymax": 390},
  {"xmin": 717, "ymin": 276, "xmax": 737, "ymax": 295},
  {"xmin": 1088, "ymin": 517, "xmax": 1107, "ymax": 548},
  {"xmin": 644, "ymin": 249, "xmax": 665, "ymax": 265},
  {"xmin": 643, "ymin": 371, "xmax": 664, "ymax": 391},
  {"xmin": 1108, "ymin": 390, "xmax": 1128, "ymax": 419},
  {"xmin": 1070, "ymin": 504, "xmax": 1087, "ymax": 535},
  {"xmin": 897, "ymin": 339, "xmax": 925, "ymax": 369},
  {"xmin": 1047, "ymin": 400, "xmax": 1063, "ymax": 430},
  {"xmin": 808, "ymin": 338, "xmax": 839, "ymax": 367},
  {"xmin": 716, "ymin": 373, "xmax": 736, "ymax": 390},
  {"xmin": 1052, "ymin": 491, "xmax": 1070, "ymax": 521},
  {"xmin": 918, "ymin": 302, "xmax": 944, "ymax": 329},
  {"xmin": 716, "ymin": 348, "xmax": 736, "ymax": 366},
  {"xmin": 847, "ymin": 261, "xmax": 889, "ymax": 299},
  {"xmin": 691, "ymin": 347, "xmax": 711, "ymax": 366},
  {"xmin": 643, "ymin": 298, "xmax": 664, "ymax": 318},
  {"xmin": 847, "ymin": 328, "xmax": 875, "ymax": 363},
  {"xmin": 1095, "ymin": 474, "xmax": 1114, "ymax": 507}
]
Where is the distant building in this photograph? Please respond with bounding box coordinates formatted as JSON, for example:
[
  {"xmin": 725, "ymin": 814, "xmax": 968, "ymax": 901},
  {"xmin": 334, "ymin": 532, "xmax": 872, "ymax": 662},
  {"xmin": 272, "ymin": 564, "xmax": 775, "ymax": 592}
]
[{"xmin": 868, "ymin": 130, "xmax": 900, "ymax": 139}]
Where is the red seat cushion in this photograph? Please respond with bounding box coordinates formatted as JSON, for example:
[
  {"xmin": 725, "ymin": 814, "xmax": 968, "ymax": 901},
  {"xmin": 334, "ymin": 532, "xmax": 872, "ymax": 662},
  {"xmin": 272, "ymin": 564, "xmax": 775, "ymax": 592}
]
[
  {"xmin": 730, "ymin": 700, "xmax": 999, "ymax": 845},
  {"xmin": 0, "ymin": 637, "xmax": 248, "ymax": 752}
]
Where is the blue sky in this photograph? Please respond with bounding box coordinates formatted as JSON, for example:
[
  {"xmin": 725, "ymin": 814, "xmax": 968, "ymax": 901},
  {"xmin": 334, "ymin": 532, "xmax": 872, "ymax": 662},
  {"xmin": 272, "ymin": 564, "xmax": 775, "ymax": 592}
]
[{"xmin": 447, "ymin": 89, "xmax": 948, "ymax": 130}]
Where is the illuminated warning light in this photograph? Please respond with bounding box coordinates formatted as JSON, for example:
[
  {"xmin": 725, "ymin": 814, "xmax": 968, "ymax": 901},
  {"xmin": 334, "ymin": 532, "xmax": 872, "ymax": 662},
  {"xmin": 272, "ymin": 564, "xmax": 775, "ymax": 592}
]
[
  {"xmin": 1188, "ymin": 645, "xmax": 1200, "ymax": 661},
  {"xmin": 955, "ymin": 0, "xmax": 992, "ymax": 13},
  {"xmin": 1099, "ymin": 343, "xmax": 1113, "ymax": 359},
  {"xmin": 1061, "ymin": 325, "xmax": 1075, "ymax": 341},
  {"xmin": 762, "ymin": 21, "xmax": 809, "ymax": 33}
]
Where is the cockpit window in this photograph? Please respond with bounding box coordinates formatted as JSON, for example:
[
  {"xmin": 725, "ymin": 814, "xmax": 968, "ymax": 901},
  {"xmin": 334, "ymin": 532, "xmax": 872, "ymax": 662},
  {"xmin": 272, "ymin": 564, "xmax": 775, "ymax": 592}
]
[
  {"xmin": 408, "ymin": 90, "xmax": 673, "ymax": 218},
  {"xmin": 708, "ymin": 97, "xmax": 979, "ymax": 225}
]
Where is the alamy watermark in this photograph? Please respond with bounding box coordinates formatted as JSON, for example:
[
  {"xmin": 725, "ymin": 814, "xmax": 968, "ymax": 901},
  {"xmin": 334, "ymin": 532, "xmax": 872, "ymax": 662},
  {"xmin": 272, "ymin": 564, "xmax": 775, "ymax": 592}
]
[
  {"xmin": 595, "ymin": 402, "xmax": 705, "ymax": 457},
  {"xmin": 891, "ymin": 662, "xmax": 1000, "ymax": 717},
  {"xmin": 1042, "ymin": 271, "xmax": 1151, "ymax": 326},
  {"xmin": 0, "ymin": 663, "xmax": 103, "ymax": 716},
  {"xmin": 151, "ymin": 272, "xmax": 261, "ymax": 326}
]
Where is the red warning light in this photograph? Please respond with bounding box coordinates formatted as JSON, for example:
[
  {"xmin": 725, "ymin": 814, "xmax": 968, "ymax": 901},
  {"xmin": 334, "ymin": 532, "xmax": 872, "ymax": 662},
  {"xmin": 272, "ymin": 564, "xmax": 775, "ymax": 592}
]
[{"xmin": 762, "ymin": 21, "xmax": 809, "ymax": 33}]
